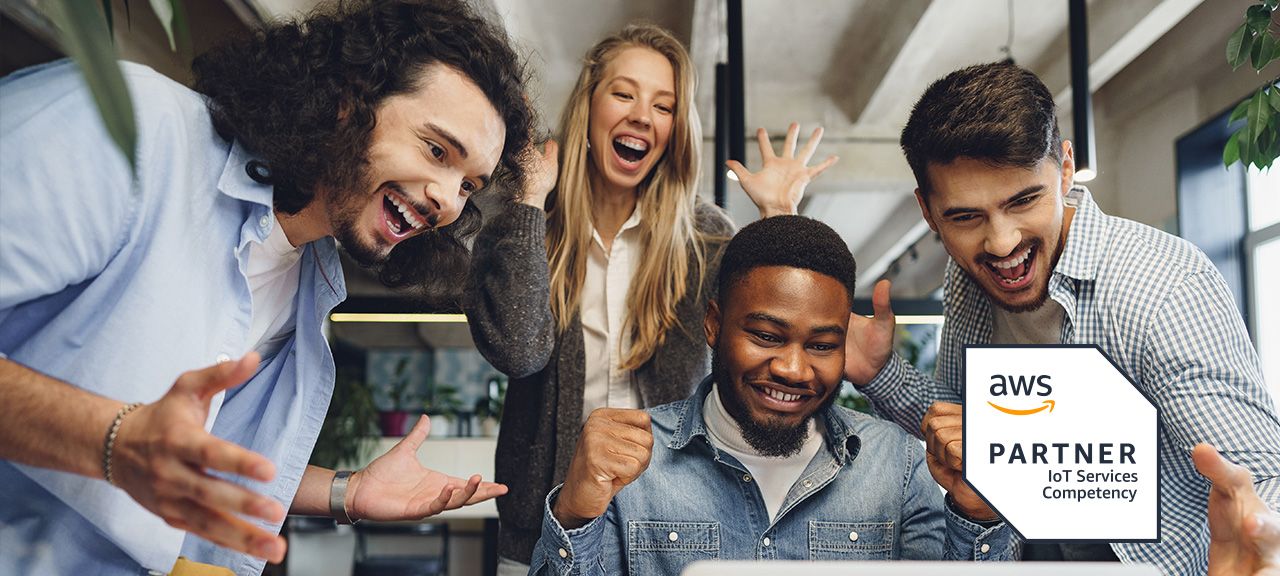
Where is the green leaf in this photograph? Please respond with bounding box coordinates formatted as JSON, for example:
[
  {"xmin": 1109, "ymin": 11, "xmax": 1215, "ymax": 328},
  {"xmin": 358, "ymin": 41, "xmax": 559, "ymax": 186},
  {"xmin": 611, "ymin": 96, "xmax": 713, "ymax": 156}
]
[
  {"xmin": 1254, "ymin": 30, "xmax": 1280, "ymax": 71},
  {"xmin": 100, "ymin": 0, "xmax": 114, "ymax": 39},
  {"xmin": 1225, "ymin": 127, "xmax": 1243, "ymax": 167},
  {"xmin": 1232, "ymin": 98, "xmax": 1252, "ymax": 123},
  {"xmin": 1265, "ymin": 0, "xmax": 1279, "ymax": 10},
  {"xmin": 47, "ymin": 0, "xmax": 136, "ymax": 168},
  {"xmin": 1229, "ymin": 23, "xmax": 1253, "ymax": 70},
  {"xmin": 147, "ymin": 0, "xmax": 175, "ymax": 51},
  {"xmin": 1247, "ymin": 5, "xmax": 1273, "ymax": 33},
  {"xmin": 1250, "ymin": 89, "xmax": 1273, "ymax": 142},
  {"xmin": 1240, "ymin": 124, "xmax": 1257, "ymax": 169},
  {"xmin": 1271, "ymin": 84, "xmax": 1280, "ymax": 113},
  {"xmin": 170, "ymin": 0, "xmax": 191, "ymax": 57}
]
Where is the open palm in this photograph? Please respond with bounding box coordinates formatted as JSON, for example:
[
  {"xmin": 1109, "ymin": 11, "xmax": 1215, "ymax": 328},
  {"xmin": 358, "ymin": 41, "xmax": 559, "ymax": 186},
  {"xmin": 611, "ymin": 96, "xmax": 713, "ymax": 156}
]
[
  {"xmin": 727, "ymin": 122, "xmax": 838, "ymax": 218},
  {"xmin": 349, "ymin": 415, "xmax": 507, "ymax": 521}
]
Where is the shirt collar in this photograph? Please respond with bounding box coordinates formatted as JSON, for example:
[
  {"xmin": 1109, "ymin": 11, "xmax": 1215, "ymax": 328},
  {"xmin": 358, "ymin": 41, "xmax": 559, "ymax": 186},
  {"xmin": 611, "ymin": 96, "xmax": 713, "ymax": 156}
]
[
  {"xmin": 217, "ymin": 140, "xmax": 275, "ymax": 209},
  {"xmin": 668, "ymin": 376, "xmax": 862, "ymax": 466},
  {"xmin": 1052, "ymin": 185, "xmax": 1106, "ymax": 282}
]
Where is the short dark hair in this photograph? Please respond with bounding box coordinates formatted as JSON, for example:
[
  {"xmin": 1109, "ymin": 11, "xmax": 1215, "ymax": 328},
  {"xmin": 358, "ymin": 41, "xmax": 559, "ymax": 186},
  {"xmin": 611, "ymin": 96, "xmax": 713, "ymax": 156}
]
[
  {"xmin": 900, "ymin": 62, "xmax": 1061, "ymax": 197},
  {"xmin": 717, "ymin": 215, "xmax": 857, "ymax": 307},
  {"xmin": 191, "ymin": 0, "xmax": 534, "ymax": 300}
]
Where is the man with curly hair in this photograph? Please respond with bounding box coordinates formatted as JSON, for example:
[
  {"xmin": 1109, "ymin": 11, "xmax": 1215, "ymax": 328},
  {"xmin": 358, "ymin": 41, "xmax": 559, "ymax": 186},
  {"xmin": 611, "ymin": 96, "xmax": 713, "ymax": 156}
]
[{"xmin": 0, "ymin": 1, "xmax": 533, "ymax": 574}]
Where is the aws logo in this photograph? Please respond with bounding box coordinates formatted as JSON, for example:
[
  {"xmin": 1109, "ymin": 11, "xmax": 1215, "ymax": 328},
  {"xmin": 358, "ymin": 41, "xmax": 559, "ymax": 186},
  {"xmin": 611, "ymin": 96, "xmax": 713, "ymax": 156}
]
[{"xmin": 987, "ymin": 374, "xmax": 1055, "ymax": 416}]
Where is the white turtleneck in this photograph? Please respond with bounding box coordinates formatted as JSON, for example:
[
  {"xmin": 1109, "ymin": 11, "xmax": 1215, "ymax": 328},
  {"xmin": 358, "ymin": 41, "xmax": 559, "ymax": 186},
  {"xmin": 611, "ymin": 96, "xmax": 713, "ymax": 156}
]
[{"xmin": 702, "ymin": 382, "xmax": 824, "ymax": 522}]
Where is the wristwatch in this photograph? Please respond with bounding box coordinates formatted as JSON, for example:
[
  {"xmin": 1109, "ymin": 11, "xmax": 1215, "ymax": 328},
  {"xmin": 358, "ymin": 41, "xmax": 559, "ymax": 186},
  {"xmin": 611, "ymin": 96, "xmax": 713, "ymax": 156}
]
[{"xmin": 330, "ymin": 470, "xmax": 358, "ymax": 525}]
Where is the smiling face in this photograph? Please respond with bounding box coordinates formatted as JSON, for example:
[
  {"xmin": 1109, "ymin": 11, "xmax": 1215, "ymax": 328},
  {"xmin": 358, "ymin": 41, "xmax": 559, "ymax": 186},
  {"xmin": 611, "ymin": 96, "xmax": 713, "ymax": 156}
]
[
  {"xmin": 705, "ymin": 265, "xmax": 848, "ymax": 457},
  {"xmin": 586, "ymin": 46, "xmax": 676, "ymax": 194},
  {"xmin": 918, "ymin": 142, "xmax": 1075, "ymax": 313},
  {"xmin": 328, "ymin": 63, "xmax": 505, "ymax": 266}
]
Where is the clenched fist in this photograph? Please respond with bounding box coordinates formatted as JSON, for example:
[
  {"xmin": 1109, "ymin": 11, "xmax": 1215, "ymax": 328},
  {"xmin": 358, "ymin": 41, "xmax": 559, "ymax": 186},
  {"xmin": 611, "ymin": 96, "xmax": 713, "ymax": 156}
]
[
  {"xmin": 553, "ymin": 408, "xmax": 654, "ymax": 529},
  {"xmin": 921, "ymin": 402, "xmax": 997, "ymax": 522}
]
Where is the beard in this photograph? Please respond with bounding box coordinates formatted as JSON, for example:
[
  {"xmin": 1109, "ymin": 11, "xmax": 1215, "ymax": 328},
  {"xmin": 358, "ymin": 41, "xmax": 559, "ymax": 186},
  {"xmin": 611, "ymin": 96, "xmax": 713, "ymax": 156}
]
[
  {"xmin": 710, "ymin": 346, "xmax": 834, "ymax": 458},
  {"xmin": 325, "ymin": 161, "xmax": 392, "ymax": 268},
  {"xmin": 970, "ymin": 236, "xmax": 1065, "ymax": 314}
]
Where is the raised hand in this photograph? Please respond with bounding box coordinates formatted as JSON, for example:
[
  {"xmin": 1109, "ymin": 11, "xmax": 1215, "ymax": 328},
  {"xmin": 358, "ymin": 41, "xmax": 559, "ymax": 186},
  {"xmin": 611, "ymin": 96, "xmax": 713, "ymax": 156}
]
[
  {"xmin": 553, "ymin": 408, "xmax": 654, "ymax": 529},
  {"xmin": 347, "ymin": 415, "xmax": 508, "ymax": 521},
  {"xmin": 1194, "ymin": 444, "xmax": 1280, "ymax": 575},
  {"xmin": 519, "ymin": 138, "xmax": 559, "ymax": 210},
  {"xmin": 113, "ymin": 353, "xmax": 289, "ymax": 563},
  {"xmin": 726, "ymin": 122, "xmax": 839, "ymax": 218},
  {"xmin": 845, "ymin": 279, "xmax": 896, "ymax": 385},
  {"xmin": 920, "ymin": 402, "xmax": 997, "ymax": 522}
]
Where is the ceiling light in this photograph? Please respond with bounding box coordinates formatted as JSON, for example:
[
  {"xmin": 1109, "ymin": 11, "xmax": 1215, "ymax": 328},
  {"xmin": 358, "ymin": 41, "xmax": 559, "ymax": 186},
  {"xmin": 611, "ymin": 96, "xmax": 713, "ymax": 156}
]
[{"xmin": 329, "ymin": 313, "xmax": 468, "ymax": 323}]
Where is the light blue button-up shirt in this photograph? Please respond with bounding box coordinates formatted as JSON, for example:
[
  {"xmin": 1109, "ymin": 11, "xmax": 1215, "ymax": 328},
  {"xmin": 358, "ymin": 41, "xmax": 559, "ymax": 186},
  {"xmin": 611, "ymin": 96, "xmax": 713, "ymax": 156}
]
[
  {"xmin": 530, "ymin": 377, "xmax": 1014, "ymax": 575},
  {"xmin": 0, "ymin": 60, "xmax": 346, "ymax": 575}
]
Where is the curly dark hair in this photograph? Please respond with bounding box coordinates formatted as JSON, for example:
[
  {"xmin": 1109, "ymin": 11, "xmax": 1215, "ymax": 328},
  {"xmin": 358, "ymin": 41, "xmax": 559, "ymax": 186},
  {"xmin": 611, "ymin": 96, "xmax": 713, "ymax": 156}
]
[
  {"xmin": 717, "ymin": 215, "xmax": 857, "ymax": 307},
  {"xmin": 191, "ymin": 0, "xmax": 534, "ymax": 302},
  {"xmin": 900, "ymin": 62, "xmax": 1061, "ymax": 199}
]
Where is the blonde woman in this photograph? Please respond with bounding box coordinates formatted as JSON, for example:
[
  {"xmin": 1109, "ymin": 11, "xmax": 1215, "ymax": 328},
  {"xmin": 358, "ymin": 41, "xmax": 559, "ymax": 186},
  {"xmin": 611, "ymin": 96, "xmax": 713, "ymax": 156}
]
[{"xmin": 464, "ymin": 25, "xmax": 836, "ymax": 572}]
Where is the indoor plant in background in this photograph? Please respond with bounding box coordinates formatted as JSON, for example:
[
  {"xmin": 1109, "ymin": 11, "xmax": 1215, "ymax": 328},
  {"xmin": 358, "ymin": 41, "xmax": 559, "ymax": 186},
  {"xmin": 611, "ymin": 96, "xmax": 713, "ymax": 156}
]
[
  {"xmin": 377, "ymin": 357, "xmax": 417, "ymax": 437},
  {"xmin": 1224, "ymin": 1, "xmax": 1280, "ymax": 170},
  {"xmin": 424, "ymin": 383, "xmax": 464, "ymax": 438},
  {"xmin": 310, "ymin": 366, "xmax": 379, "ymax": 471},
  {"xmin": 474, "ymin": 375, "xmax": 507, "ymax": 437}
]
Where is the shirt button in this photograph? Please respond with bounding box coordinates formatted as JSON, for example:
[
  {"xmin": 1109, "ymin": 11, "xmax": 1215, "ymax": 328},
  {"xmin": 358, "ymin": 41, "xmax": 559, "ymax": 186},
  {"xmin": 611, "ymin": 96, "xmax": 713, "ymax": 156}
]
[
  {"xmin": 802, "ymin": 479, "xmax": 813, "ymax": 488},
  {"xmin": 215, "ymin": 353, "xmax": 232, "ymax": 364},
  {"xmin": 558, "ymin": 548, "xmax": 568, "ymax": 559},
  {"xmin": 258, "ymin": 214, "xmax": 271, "ymax": 230},
  {"xmin": 980, "ymin": 543, "xmax": 991, "ymax": 554},
  {"xmin": 668, "ymin": 531, "xmax": 679, "ymax": 542},
  {"xmin": 762, "ymin": 537, "xmax": 771, "ymax": 547},
  {"xmin": 742, "ymin": 474, "xmax": 752, "ymax": 483},
  {"xmin": 849, "ymin": 531, "xmax": 859, "ymax": 542}
]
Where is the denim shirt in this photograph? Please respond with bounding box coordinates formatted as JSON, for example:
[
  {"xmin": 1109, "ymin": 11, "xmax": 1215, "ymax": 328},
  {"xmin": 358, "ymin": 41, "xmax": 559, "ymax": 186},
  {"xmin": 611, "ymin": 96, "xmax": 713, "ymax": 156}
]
[
  {"xmin": 0, "ymin": 61, "xmax": 346, "ymax": 576},
  {"xmin": 529, "ymin": 377, "xmax": 1014, "ymax": 575}
]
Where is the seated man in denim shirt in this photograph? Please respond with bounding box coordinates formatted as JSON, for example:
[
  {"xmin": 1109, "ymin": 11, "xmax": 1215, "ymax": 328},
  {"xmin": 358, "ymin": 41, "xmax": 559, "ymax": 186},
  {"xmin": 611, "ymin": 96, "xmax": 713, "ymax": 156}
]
[{"xmin": 529, "ymin": 216, "xmax": 1014, "ymax": 575}]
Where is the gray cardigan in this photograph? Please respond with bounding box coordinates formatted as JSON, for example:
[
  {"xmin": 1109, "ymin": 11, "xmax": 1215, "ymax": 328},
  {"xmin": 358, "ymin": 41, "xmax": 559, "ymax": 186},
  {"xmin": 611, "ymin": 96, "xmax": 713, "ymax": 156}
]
[{"xmin": 463, "ymin": 201, "xmax": 734, "ymax": 562}]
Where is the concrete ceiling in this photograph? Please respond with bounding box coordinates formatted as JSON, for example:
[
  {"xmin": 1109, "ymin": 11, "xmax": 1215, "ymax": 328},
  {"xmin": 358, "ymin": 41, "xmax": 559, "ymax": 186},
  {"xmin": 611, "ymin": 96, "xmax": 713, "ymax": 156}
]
[{"xmin": 246, "ymin": 0, "xmax": 1205, "ymax": 306}]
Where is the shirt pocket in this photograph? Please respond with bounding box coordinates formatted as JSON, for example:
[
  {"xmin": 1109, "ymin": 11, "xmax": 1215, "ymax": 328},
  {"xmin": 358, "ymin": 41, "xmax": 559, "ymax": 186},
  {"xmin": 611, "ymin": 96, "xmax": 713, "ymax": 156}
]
[
  {"xmin": 808, "ymin": 521, "xmax": 894, "ymax": 560},
  {"xmin": 627, "ymin": 520, "xmax": 720, "ymax": 574}
]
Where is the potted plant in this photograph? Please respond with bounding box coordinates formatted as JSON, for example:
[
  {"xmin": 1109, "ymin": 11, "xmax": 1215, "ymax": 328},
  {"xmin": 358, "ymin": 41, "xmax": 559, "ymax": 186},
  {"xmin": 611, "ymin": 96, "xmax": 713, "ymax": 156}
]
[
  {"xmin": 474, "ymin": 375, "xmax": 506, "ymax": 437},
  {"xmin": 378, "ymin": 357, "xmax": 417, "ymax": 437},
  {"xmin": 311, "ymin": 366, "xmax": 379, "ymax": 470},
  {"xmin": 424, "ymin": 383, "xmax": 463, "ymax": 438}
]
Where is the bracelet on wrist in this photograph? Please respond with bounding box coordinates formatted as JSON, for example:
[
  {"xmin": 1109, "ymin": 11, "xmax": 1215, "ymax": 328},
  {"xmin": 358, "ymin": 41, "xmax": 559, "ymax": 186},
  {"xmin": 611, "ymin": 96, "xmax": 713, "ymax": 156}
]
[
  {"xmin": 330, "ymin": 470, "xmax": 359, "ymax": 525},
  {"xmin": 103, "ymin": 402, "xmax": 143, "ymax": 485}
]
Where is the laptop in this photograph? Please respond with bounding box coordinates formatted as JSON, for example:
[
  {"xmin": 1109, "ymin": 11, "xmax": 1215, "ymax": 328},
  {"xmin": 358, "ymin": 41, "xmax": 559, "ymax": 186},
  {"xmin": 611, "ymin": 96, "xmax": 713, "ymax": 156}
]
[{"xmin": 681, "ymin": 561, "xmax": 1160, "ymax": 575}]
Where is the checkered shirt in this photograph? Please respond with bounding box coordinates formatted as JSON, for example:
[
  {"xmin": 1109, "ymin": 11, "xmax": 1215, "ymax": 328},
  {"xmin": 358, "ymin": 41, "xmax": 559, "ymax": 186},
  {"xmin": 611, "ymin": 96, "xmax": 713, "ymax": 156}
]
[{"xmin": 860, "ymin": 186, "xmax": 1280, "ymax": 575}]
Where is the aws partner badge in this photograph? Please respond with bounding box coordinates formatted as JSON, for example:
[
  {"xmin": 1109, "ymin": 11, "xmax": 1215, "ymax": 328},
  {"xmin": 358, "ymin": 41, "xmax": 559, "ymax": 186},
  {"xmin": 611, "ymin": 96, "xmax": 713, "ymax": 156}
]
[{"xmin": 962, "ymin": 345, "xmax": 1158, "ymax": 542}]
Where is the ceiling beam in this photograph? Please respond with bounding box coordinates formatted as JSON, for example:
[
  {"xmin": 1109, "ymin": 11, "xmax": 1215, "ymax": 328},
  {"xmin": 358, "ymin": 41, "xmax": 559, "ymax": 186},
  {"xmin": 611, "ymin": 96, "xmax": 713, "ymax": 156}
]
[
  {"xmin": 1030, "ymin": 0, "xmax": 1204, "ymax": 112},
  {"xmin": 821, "ymin": 0, "xmax": 934, "ymax": 125}
]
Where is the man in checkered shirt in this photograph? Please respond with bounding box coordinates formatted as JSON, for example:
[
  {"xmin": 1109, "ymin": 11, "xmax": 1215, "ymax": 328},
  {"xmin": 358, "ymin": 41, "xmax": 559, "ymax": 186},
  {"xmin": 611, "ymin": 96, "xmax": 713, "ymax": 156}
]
[{"xmin": 845, "ymin": 61, "xmax": 1280, "ymax": 575}]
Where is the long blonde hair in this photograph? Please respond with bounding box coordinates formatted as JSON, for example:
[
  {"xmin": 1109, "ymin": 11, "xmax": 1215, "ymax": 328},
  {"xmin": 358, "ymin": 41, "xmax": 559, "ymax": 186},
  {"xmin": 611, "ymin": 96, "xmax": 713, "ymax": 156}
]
[{"xmin": 547, "ymin": 25, "xmax": 706, "ymax": 370}]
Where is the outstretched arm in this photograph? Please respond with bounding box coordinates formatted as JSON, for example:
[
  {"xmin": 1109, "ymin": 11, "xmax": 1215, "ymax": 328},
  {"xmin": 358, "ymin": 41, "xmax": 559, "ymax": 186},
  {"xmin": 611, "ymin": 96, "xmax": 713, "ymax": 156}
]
[
  {"xmin": 727, "ymin": 122, "xmax": 838, "ymax": 218},
  {"xmin": 0, "ymin": 354, "xmax": 289, "ymax": 562},
  {"xmin": 292, "ymin": 416, "xmax": 506, "ymax": 522},
  {"xmin": 463, "ymin": 140, "xmax": 558, "ymax": 378},
  {"xmin": 1195, "ymin": 444, "xmax": 1280, "ymax": 576}
]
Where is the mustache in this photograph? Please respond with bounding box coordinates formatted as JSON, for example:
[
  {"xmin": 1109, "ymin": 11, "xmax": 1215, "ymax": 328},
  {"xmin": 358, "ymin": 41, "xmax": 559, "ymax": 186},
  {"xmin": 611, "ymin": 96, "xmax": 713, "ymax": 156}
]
[
  {"xmin": 975, "ymin": 238, "xmax": 1040, "ymax": 266},
  {"xmin": 382, "ymin": 182, "xmax": 440, "ymax": 227}
]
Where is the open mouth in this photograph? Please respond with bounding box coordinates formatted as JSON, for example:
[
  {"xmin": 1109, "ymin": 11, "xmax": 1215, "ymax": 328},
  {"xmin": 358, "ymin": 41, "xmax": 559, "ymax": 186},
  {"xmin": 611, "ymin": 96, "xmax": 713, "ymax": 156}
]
[
  {"xmin": 983, "ymin": 244, "xmax": 1036, "ymax": 290},
  {"xmin": 612, "ymin": 135, "xmax": 650, "ymax": 166},
  {"xmin": 380, "ymin": 187, "xmax": 430, "ymax": 239},
  {"xmin": 751, "ymin": 382, "xmax": 815, "ymax": 413}
]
